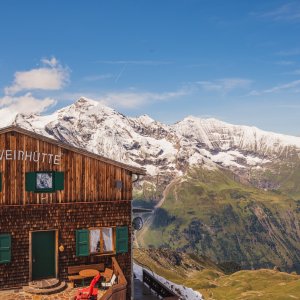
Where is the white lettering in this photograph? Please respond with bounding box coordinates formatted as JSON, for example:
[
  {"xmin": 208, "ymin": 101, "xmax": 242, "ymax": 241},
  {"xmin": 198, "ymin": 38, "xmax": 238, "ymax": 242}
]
[
  {"xmin": 32, "ymin": 152, "xmax": 40, "ymax": 162},
  {"xmin": 18, "ymin": 150, "xmax": 24, "ymax": 160},
  {"xmin": 42, "ymin": 153, "xmax": 47, "ymax": 162},
  {"xmin": 0, "ymin": 149, "xmax": 61, "ymax": 165},
  {"xmin": 6, "ymin": 150, "xmax": 12, "ymax": 160},
  {"xmin": 25, "ymin": 151, "xmax": 32, "ymax": 161},
  {"xmin": 53, "ymin": 155, "xmax": 61, "ymax": 165},
  {"xmin": 48, "ymin": 154, "xmax": 53, "ymax": 164}
]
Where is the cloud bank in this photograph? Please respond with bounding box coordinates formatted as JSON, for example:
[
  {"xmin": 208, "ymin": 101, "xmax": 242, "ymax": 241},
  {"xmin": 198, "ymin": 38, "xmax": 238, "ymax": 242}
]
[
  {"xmin": 0, "ymin": 57, "xmax": 68, "ymax": 126},
  {"xmin": 197, "ymin": 78, "xmax": 252, "ymax": 94},
  {"xmin": 4, "ymin": 57, "xmax": 69, "ymax": 95}
]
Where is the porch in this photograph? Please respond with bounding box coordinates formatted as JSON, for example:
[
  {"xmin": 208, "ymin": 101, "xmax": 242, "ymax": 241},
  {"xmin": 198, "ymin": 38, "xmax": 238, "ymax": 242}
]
[{"xmin": 0, "ymin": 257, "xmax": 127, "ymax": 300}]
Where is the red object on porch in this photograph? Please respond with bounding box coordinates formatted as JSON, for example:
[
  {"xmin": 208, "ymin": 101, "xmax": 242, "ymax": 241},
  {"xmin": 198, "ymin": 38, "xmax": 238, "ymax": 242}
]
[{"xmin": 74, "ymin": 274, "xmax": 101, "ymax": 300}]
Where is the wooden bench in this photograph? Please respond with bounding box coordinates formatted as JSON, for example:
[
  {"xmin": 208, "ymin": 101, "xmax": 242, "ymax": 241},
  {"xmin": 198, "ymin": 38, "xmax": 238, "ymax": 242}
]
[
  {"xmin": 68, "ymin": 263, "xmax": 105, "ymax": 287},
  {"xmin": 102, "ymin": 268, "xmax": 114, "ymax": 283}
]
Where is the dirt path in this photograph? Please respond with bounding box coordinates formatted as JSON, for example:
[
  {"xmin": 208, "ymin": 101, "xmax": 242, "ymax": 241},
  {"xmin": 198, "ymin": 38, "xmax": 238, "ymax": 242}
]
[{"xmin": 136, "ymin": 177, "xmax": 181, "ymax": 248}]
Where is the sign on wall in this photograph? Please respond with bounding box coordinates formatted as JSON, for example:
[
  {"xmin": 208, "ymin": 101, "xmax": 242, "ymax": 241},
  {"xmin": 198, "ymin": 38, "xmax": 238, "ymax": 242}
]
[{"xmin": 0, "ymin": 150, "xmax": 61, "ymax": 165}]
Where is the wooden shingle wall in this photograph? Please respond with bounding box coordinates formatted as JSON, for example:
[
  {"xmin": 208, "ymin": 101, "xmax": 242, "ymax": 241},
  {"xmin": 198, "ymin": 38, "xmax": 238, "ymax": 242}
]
[{"xmin": 0, "ymin": 201, "xmax": 132, "ymax": 298}]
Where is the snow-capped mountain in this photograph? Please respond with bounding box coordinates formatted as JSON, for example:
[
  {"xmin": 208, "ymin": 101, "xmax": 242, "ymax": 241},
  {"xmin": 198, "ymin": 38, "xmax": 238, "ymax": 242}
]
[{"xmin": 12, "ymin": 97, "xmax": 300, "ymax": 179}]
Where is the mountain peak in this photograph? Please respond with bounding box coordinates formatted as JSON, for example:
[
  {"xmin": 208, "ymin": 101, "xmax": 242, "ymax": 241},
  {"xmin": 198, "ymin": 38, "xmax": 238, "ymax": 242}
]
[
  {"xmin": 180, "ymin": 115, "xmax": 224, "ymax": 124},
  {"xmin": 9, "ymin": 97, "xmax": 300, "ymax": 177},
  {"xmin": 75, "ymin": 96, "xmax": 99, "ymax": 106},
  {"xmin": 58, "ymin": 96, "xmax": 118, "ymax": 117},
  {"xmin": 134, "ymin": 114, "xmax": 155, "ymax": 125},
  {"xmin": 183, "ymin": 115, "xmax": 199, "ymax": 121}
]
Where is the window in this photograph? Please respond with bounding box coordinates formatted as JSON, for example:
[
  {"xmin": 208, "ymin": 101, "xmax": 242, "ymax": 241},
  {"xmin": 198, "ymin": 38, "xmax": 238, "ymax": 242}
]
[
  {"xmin": 76, "ymin": 226, "xmax": 128, "ymax": 257},
  {"xmin": 36, "ymin": 172, "xmax": 53, "ymax": 191},
  {"xmin": 0, "ymin": 234, "xmax": 11, "ymax": 264},
  {"xmin": 103, "ymin": 228, "xmax": 114, "ymax": 252},
  {"xmin": 26, "ymin": 171, "xmax": 64, "ymax": 192},
  {"xmin": 90, "ymin": 227, "xmax": 115, "ymax": 254},
  {"xmin": 90, "ymin": 229, "xmax": 101, "ymax": 253}
]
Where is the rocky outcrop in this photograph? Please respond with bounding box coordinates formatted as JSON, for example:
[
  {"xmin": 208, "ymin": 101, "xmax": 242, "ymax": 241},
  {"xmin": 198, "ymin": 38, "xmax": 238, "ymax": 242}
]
[{"xmin": 10, "ymin": 97, "xmax": 300, "ymax": 197}]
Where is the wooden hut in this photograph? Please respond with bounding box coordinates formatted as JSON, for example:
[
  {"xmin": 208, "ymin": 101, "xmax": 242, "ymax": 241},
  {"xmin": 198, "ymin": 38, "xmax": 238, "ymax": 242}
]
[{"xmin": 0, "ymin": 125, "xmax": 145, "ymax": 299}]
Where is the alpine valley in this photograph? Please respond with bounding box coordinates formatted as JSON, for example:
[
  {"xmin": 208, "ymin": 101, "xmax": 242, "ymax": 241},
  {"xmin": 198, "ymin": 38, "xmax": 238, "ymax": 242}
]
[{"xmin": 10, "ymin": 97, "xmax": 300, "ymax": 297}]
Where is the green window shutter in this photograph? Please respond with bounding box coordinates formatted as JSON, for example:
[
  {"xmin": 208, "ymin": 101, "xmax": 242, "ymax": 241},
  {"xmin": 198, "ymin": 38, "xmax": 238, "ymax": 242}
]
[
  {"xmin": 116, "ymin": 226, "xmax": 128, "ymax": 254},
  {"xmin": 54, "ymin": 172, "xmax": 64, "ymax": 190},
  {"xmin": 0, "ymin": 234, "xmax": 11, "ymax": 264},
  {"xmin": 25, "ymin": 172, "xmax": 36, "ymax": 192},
  {"xmin": 76, "ymin": 230, "xmax": 89, "ymax": 257}
]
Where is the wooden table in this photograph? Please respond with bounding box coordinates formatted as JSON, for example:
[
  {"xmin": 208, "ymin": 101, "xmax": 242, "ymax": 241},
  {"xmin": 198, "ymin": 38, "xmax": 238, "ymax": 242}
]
[
  {"xmin": 79, "ymin": 269, "xmax": 100, "ymax": 285},
  {"xmin": 79, "ymin": 269, "xmax": 100, "ymax": 278}
]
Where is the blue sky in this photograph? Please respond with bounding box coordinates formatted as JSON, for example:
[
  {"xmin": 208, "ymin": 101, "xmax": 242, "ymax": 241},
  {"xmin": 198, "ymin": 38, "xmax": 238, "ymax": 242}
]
[{"xmin": 0, "ymin": 0, "xmax": 300, "ymax": 135}]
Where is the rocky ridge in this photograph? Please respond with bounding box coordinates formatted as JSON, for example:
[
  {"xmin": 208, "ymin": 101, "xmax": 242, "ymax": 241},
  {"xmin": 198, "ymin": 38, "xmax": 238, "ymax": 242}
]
[{"xmin": 11, "ymin": 97, "xmax": 300, "ymax": 195}]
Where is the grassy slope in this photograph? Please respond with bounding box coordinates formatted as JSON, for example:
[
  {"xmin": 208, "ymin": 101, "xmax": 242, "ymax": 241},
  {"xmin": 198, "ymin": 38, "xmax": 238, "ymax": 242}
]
[
  {"xmin": 209, "ymin": 269, "xmax": 300, "ymax": 300},
  {"xmin": 134, "ymin": 249, "xmax": 300, "ymax": 300},
  {"xmin": 251, "ymin": 156, "xmax": 300, "ymax": 200},
  {"xmin": 138, "ymin": 167, "xmax": 300, "ymax": 271}
]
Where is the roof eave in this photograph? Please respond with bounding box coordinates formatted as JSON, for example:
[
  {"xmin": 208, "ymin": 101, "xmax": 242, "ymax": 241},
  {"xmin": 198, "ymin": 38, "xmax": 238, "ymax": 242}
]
[{"xmin": 0, "ymin": 125, "xmax": 146, "ymax": 175}]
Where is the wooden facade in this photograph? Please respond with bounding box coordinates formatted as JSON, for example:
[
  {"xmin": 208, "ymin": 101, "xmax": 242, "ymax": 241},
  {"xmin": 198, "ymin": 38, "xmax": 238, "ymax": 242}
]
[
  {"xmin": 0, "ymin": 126, "xmax": 143, "ymax": 205},
  {"xmin": 0, "ymin": 126, "xmax": 145, "ymax": 299}
]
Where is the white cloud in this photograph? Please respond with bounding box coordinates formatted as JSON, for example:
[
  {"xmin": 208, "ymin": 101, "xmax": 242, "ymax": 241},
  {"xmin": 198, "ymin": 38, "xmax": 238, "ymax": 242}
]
[
  {"xmin": 247, "ymin": 90, "xmax": 260, "ymax": 96},
  {"xmin": 78, "ymin": 78, "xmax": 251, "ymax": 109},
  {"xmin": 56, "ymin": 87, "xmax": 190, "ymax": 109},
  {"xmin": 197, "ymin": 78, "xmax": 252, "ymax": 94},
  {"xmin": 41, "ymin": 57, "xmax": 58, "ymax": 67},
  {"xmin": 197, "ymin": 81, "xmax": 223, "ymax": 91},
  {"xmin": 0, "ymin": 57, "xmax": 67, "ymax": 126},
  {"xmin": 264, "ymin": 79, "xmax": 300, "ymax": 93},
  {"xmin": 0, "ymin": 93, "xmax": 56, "ymax": 126},
  {"xmin": 89, "ymin": 88, "xmax": 190, "ymax": 109},
  {"xmin": 260, "ymin": 2, "xmax": 300, "ymax": 22},
  {"xmin": 4, "ymin": 57, "xmax": 69, "ymax": 95},
  {"xmin": 248, "ymin": 79, "xmax": 300, "ymax": 96}
]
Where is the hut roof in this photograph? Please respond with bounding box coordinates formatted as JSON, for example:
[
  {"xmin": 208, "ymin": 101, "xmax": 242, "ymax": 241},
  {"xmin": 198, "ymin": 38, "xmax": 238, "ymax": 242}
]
[{"xmin": 0, "ymin": 125, "xmax": 146, "ymax": 175}]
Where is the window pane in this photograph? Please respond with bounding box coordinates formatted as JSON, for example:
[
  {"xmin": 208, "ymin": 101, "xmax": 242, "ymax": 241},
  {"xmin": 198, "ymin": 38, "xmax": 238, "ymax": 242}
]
[
  {"xmin": 36, "ymin": 173, "xmax": 53, "ymax": 189},
  {"xmin": 102, "ymin": 228, "xmax": 113, "ymax": 252},
  {"xmin": 90, "ymin": 229, "xmax": 100, "ymax": 253}
]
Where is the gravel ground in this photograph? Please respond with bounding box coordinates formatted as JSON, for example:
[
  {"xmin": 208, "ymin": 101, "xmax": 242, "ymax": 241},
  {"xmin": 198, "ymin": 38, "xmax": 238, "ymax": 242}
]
[{"xmin": 0, "ymin": 285, "xmax": 105, "ymax": 300}]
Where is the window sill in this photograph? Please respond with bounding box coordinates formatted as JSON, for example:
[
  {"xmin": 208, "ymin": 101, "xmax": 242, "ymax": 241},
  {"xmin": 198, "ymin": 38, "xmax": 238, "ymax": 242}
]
[{"xmin": 93, "ymin": 252, "xmax": 116, "ymax": 257}]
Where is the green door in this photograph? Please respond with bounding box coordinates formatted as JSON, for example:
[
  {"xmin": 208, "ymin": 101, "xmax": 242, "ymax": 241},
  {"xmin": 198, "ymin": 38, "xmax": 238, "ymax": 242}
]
[{"xmin": 32, "ymin": 231, "xmax": 55, "ymax": 280}]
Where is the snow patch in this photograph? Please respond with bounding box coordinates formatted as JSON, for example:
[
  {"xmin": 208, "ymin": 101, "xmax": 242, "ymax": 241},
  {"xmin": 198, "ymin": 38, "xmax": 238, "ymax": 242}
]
[
  {"xmin": 133, "ymin": 262, "xmax": 203, "ymax": 300},
  {"xmin": 10, "ymin": 97, "xmax": 300, "ymax": 178}
]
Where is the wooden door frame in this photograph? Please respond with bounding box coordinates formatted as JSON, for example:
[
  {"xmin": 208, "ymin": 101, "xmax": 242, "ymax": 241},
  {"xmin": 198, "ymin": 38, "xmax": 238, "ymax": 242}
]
[{"xmin": 29, "ymin": 229, "xmax": 58, "ymax": 281}]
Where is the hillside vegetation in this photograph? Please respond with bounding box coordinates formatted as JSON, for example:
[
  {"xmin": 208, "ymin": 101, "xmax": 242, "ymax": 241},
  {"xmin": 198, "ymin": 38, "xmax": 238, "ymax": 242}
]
[
  {"xmin": 137, "ymin": 167, "xmax": 300, "ymax": 272},
  {"xmin": 134, "ymin": 248, "xmax": 300, "ymax": 300}
]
